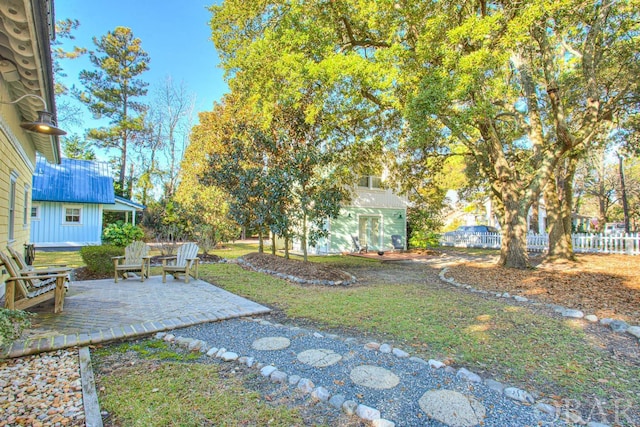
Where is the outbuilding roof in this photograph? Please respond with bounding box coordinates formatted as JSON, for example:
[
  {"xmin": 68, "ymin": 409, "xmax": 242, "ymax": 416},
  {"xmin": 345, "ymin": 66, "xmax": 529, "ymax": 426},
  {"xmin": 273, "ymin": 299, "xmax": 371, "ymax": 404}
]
[{"xmin": 32, "ymin": 156, "xmax": 115, "ymax": 204}]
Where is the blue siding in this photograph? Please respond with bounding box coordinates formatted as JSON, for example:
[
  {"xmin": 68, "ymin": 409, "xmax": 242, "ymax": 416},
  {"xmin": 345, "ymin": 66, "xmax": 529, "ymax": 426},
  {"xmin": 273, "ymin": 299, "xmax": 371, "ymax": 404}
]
[{"xmin": 31, "ymin": 202, "xmax": 103, "ymax": 246}]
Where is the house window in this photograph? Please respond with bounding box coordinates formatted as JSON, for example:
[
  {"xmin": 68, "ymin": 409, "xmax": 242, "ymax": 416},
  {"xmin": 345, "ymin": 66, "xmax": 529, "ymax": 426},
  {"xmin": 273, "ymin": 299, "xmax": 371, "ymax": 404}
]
[
  {"xmin": 31, "ymin": 205, "xmax": 40, "ymax": 220},
  {"xmin": 23, "ymin": 185, "xmax": 30, "ymax": 227},
  {"xmin": 8, "ymin": 172, "xmax": 17, "ymax": 241},
  {"xmin": 357, "ymin": 176, "xmax": 383, "ymax": 189},
  {"xmin": 63, "ymin": 207, "xmax": 82, "ymax": 224}
]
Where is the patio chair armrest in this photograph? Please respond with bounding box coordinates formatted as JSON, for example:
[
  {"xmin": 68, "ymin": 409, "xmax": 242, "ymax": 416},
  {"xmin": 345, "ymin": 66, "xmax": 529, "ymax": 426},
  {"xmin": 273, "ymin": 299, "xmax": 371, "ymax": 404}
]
[
  {"xmin": 111, "ymin": 256, "xmax": 125, "ymax": 260},
  {"xmin": 20, "ymin": 267, "xmax": 71, "ymax": 275},
  {"xmin": 8, "ymin": 273, "xmax": 69, "ymax": 281},
  {"xmin": 160, "ymin": 256, "xmax": 177, "ymax": 267}
]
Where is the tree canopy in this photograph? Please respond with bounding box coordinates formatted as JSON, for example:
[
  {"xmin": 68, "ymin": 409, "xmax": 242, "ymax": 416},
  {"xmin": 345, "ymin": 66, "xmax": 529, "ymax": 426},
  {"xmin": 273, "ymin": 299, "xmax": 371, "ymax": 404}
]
[{"xmin": 210, "ymin": 0, "xmax": 640, "ymax": 267}]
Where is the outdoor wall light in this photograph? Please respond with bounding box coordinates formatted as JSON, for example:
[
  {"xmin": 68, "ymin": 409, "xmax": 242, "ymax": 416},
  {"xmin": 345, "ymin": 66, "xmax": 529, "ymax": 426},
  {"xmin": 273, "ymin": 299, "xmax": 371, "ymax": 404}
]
[
  {"xmin": 1, "ymin": 93, "xmax": 67, "ymax": 136},
  {"xmin": 397, "ymin": 212, "xmax": 403, "ymax": 219}
]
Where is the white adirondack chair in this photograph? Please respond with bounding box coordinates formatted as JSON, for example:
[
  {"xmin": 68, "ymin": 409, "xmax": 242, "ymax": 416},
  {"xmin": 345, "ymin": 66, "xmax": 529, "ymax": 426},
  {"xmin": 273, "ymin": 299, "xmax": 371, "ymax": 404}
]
[
  {"xmin": 161, "ymin": 243, "xmax": 200, "ymax": 283},
  {"xmin": 112, "ymin": 241, "xmax": 151, "ymax": 283}
]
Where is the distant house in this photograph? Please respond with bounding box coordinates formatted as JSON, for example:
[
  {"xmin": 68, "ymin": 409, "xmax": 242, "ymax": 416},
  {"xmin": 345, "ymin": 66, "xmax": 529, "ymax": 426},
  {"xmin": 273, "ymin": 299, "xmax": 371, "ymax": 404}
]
[
  {"xmin": 294, "ymin": 175, "xmax": 409, "ymax": 254},
  {"xmin": 30, "ymin": 156, "xmax": 144, "ymax": 248}
]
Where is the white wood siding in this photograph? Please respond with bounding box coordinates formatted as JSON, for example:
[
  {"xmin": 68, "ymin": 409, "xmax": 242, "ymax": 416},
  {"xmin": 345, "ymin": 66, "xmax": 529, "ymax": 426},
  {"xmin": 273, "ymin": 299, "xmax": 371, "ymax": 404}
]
[{"xmin": 349, "ymin": 187, "xmax": 408, "ymax": 209}]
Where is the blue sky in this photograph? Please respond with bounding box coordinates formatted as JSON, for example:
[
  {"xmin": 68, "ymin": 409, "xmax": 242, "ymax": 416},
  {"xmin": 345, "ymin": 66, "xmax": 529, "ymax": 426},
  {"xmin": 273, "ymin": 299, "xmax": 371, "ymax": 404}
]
[{"xmin": 55, "ymin": 0, "xmax": 227, "ymax": 139}]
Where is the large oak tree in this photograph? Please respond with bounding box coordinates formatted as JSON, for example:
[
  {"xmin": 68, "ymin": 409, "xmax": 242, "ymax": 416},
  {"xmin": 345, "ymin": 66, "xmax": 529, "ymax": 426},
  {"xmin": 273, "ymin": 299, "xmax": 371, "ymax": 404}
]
[{"xmin": 210, "ymin": 0, "xmax": 639, "ymax": 268}]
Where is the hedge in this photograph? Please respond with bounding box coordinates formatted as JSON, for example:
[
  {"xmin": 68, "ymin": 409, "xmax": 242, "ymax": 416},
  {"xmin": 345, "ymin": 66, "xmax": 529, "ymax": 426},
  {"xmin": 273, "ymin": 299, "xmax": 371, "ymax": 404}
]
[{"xmin": 80, "ymin": 245, "xmax": 124, "ymax": 275}]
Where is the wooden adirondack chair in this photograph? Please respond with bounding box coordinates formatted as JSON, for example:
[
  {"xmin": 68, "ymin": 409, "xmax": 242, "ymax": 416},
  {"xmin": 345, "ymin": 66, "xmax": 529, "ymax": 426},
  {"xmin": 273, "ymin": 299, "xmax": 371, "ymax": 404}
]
[
  {"xmin": 351, "ymin": 235, "xmax": 367, "ymax": 253},
  {"xmin": 112, "ymin": 241, "xmax": 151, "ymax": 283},
  {"xmin": 0, "ymin": 250, "xmax": 67, "ymax": 313},
  {"xmin": 161, "ymin": 243, "xmax": 200, "ymax": 283},
  {"xmin": 6, "ymin": 246, "xmax": 71, "ymax": 289}
]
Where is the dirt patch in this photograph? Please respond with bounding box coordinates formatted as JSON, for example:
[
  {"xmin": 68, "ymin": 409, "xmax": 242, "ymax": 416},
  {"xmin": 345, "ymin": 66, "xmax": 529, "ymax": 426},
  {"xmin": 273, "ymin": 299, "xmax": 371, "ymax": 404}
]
[{"xmin": 240, "ymin": 252, "xmax": 354, "ymax": 283}]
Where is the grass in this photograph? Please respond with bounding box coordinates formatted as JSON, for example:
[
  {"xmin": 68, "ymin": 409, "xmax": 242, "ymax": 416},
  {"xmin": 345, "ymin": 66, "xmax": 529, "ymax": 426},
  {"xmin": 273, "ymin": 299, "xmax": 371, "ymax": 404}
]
[
  {"xmin": 210, "ymin": 241, "xmax": 263, "ymax": 259},
  {"xmin": 36, "ymin": 243, "xmax": 640, "ymax": 419},
  {"xmin": 93, "ymin": 340, "xmax": 303, "ymax": 426},
  {"xmin": 200, "ymin": 262, "xmax": 640, "ymax": 408},
  {"xmin": 33, "ymin": 250, "xmax": 85, "ymax": 268}
]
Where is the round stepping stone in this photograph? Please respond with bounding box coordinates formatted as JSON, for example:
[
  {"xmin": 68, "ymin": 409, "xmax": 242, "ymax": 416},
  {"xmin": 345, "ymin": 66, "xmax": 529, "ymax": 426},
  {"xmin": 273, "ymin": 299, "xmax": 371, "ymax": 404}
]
[
  {"xmin": 350, "ymin": 365, "xmax": 399, "ymax": 390},
  {"xmin": 297, "ymin": 349, "xmax": 342, "ymax": 367},
  {"xmin": 252, "ymin": 337, "xmax": 291, "ymax": 351},
  {"xmin": 419, "ymin": 390, "xmax": 486, "ymax": 427}
]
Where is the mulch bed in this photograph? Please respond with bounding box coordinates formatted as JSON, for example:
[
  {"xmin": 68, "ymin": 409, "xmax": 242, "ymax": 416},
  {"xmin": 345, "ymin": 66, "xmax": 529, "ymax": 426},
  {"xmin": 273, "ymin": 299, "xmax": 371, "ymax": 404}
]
[
  {"xmin": 445, "ymin": 253, "xmax": 640, "ymax": 324},
  {"xmin": 240, "ymin": 252, "xmax": 353, "ymax": 283}
]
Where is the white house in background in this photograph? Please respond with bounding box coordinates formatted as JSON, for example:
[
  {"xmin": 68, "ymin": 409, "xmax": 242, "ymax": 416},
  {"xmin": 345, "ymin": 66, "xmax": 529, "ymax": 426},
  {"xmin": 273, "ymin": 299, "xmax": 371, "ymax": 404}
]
[
  {"xmin": 30, "ymin": 156, "xmax": 144, "ymax": 248},
  {"xmin": 444, "ymin": 192, "xmax": 548, "ymax": 234},
  {"xmin": 294, "ymin": 175, "xmax": 409, "ymax": 254}
]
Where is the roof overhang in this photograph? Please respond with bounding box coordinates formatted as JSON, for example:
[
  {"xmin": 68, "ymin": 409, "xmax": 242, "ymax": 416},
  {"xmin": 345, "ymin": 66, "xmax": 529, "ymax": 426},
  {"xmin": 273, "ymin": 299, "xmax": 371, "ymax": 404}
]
[{"xmin": 0, "ymin": 0, "xmax": 61, "ymax": 164}]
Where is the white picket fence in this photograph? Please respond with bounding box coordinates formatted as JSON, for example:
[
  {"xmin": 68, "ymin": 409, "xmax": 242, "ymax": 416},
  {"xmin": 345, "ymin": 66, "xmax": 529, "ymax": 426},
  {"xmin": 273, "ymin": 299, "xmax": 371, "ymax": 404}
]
[{"xmin": 440, "ymin": 232, "xmax": 640, "ymax": 255}]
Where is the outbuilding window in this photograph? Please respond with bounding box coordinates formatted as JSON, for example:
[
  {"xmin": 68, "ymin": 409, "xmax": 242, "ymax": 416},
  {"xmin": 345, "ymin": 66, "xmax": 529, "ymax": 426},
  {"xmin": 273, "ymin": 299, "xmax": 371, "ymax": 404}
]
[{"xmin": 63, "ymin": 206, "xmax": 82, "ymax": 224}]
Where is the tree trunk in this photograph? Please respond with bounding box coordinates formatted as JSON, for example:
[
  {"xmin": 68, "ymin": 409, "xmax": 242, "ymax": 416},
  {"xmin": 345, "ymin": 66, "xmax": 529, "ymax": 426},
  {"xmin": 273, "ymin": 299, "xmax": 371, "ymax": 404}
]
[
  {"xmin": 545, "ymin": 158, "xmax": 576, "ymax": 261},
  {"xmin": 258, "ymin": 231, "xmax": 264, "ymax": 253},
  {"xmin": 498, "ymin": 190, "xmax": 530, "ymax": 268},
  {"xmin": 271, "ymin": 231, "xmax": 276, "ymax": 255},
  {"xmin": 284, "ymin": 236, "xmax": 290, "ymax": 259},
  {"xmin": 618, "ymin": 153, "xmax": 630, "ymax": 233},
  {"xmin": 302, "ymin": 212, "xmax": 308, "ymax": 262},
  {"xmin": 545, "ymin": 179, "xmax": 572, "ymax": 260}
]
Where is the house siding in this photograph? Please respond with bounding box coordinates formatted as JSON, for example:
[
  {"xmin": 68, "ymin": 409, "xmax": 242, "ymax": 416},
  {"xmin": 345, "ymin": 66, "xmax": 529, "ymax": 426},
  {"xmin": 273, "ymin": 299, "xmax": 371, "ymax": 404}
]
[
  {"xmin": 327, "ymin": 207, "xmax": 406, "ymax": 253},
  {"xmin": 1, "ymin": 94, "xmax": 38, "ymax": 298},
  {"xmin": 31, "ymin": 202, "xmax": 104, "ymax": 246}
]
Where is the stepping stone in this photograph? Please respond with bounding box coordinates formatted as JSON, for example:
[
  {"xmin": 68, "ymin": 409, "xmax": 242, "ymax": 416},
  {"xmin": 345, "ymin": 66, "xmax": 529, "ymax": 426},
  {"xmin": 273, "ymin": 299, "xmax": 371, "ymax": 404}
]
[
  {"xmin": 297, "ymin": 349, "xmax": 342, "ymax": 367},
  {"xmin": 350, "ymin": 365, "xmax": 399, "ymax": 390},
  {"xmin": 252, "ymin": 337, "xmax": 291, "ymax": 351},
  {"xmin": 419, "ymin": 390, "xmax": 486, "ymax": 427}
]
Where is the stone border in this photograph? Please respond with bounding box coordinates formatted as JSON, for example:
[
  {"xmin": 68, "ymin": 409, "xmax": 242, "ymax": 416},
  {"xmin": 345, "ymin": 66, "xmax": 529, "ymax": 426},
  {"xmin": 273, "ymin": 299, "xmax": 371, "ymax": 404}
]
[
  {"xmin": 154, "ymin": 327, "xmax": 395, "ymax": 426},
  {"xmin": 237, "ymin": 257, "xmax": 357, "ymax": 286},
  {"xmin": 156, "ymin": 317, "xmax": 609, "ymax": 426},
  {"xmin": 439, "ymin": 267, "xmax": 640, "ymax": 343}
]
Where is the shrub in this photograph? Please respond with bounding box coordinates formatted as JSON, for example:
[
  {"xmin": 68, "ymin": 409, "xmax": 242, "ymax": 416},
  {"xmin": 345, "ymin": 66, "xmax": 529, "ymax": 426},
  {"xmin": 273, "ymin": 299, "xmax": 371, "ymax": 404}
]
[
  {"xmin": 0, "ymin": 308, "xmax": 33, "ymax": 347},
  {"xmin": 102, "ymin": 221, "xmax": 145, "ymax": 247},
  {"xmin": 409, "ymin": 230, "xmax": 441, "ymax": 249},
  {"xmin": 80, "ymin": 245, "xmax": 124, "ymax": 275}
]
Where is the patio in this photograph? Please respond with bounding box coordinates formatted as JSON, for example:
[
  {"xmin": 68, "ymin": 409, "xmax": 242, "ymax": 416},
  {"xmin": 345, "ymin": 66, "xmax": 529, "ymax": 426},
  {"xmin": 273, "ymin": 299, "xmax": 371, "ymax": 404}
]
[{"xmin": 2, "ymin": 275, "xmax": 271, "ymax": 358}]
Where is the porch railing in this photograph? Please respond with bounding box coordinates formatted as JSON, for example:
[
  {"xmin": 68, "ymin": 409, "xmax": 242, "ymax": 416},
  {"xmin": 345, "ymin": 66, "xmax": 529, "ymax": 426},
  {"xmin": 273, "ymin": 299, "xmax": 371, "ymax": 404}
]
[{"xmin": 440, "ymin": 232, "xmax": 640, "ymax": 255}]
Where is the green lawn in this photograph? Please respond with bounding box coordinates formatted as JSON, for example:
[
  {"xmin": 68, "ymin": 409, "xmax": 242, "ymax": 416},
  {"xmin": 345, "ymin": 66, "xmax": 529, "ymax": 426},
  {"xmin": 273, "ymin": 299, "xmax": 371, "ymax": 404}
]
[
  {"xmin": 33, "ymin": 250, "xmax": 84, "ymax": 268},
  {"xmin": 93, "ymin": 341, "xmax": 303, "ymax": 427},
  {"xmin": 200, "ymin": 259, "xmax": 640, "ymax": 410},
  {"xmin": 37, "ymin": 243, "xmax": 640, "ymax": 414}
]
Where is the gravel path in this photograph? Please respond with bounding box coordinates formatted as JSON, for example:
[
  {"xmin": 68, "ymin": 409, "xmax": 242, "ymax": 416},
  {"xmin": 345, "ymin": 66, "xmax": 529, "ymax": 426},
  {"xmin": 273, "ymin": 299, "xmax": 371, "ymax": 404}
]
[{"xmin": 171, "ymin": 317, "xmax": 563, "ymax": 427}]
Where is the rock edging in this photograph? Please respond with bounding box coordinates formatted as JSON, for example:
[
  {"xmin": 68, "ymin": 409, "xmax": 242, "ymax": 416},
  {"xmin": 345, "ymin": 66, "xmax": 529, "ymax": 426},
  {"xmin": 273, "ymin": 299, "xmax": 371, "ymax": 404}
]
[
  {"xmin": 157, "ymin": 316, "xmax": 606, "ymax": 426},
  {"xmin": 439, "ymin": 267, "xmax": 640, "ymax": 344},
  {"xmin": 237, "ymin": 257, "xmax": 357, "ymax": 286},
  {"xmin": 154, "ymin": 328, "xmax": 395, "ymax": 426}
]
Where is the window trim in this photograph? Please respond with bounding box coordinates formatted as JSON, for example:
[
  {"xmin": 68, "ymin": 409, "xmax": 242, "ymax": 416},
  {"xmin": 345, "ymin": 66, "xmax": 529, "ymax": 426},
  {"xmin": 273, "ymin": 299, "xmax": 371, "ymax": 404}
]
[
  {"xmin": 62, "ymin": 205, "xmax": 83, "ymax": 225},
  {"xmin": 357, "ymin": 175, "xmax": 384, "ymax": 190},
  {"xmin": 23, "ymin": 184, "xmax": 30, "ymax": 227},
  {"xmin": 31, "ymin": 204, "xmax": 41, "ymax": 221},
  {"xmin": 8, "ymin": 171, "xmax": 17, "ymax": 241}
]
